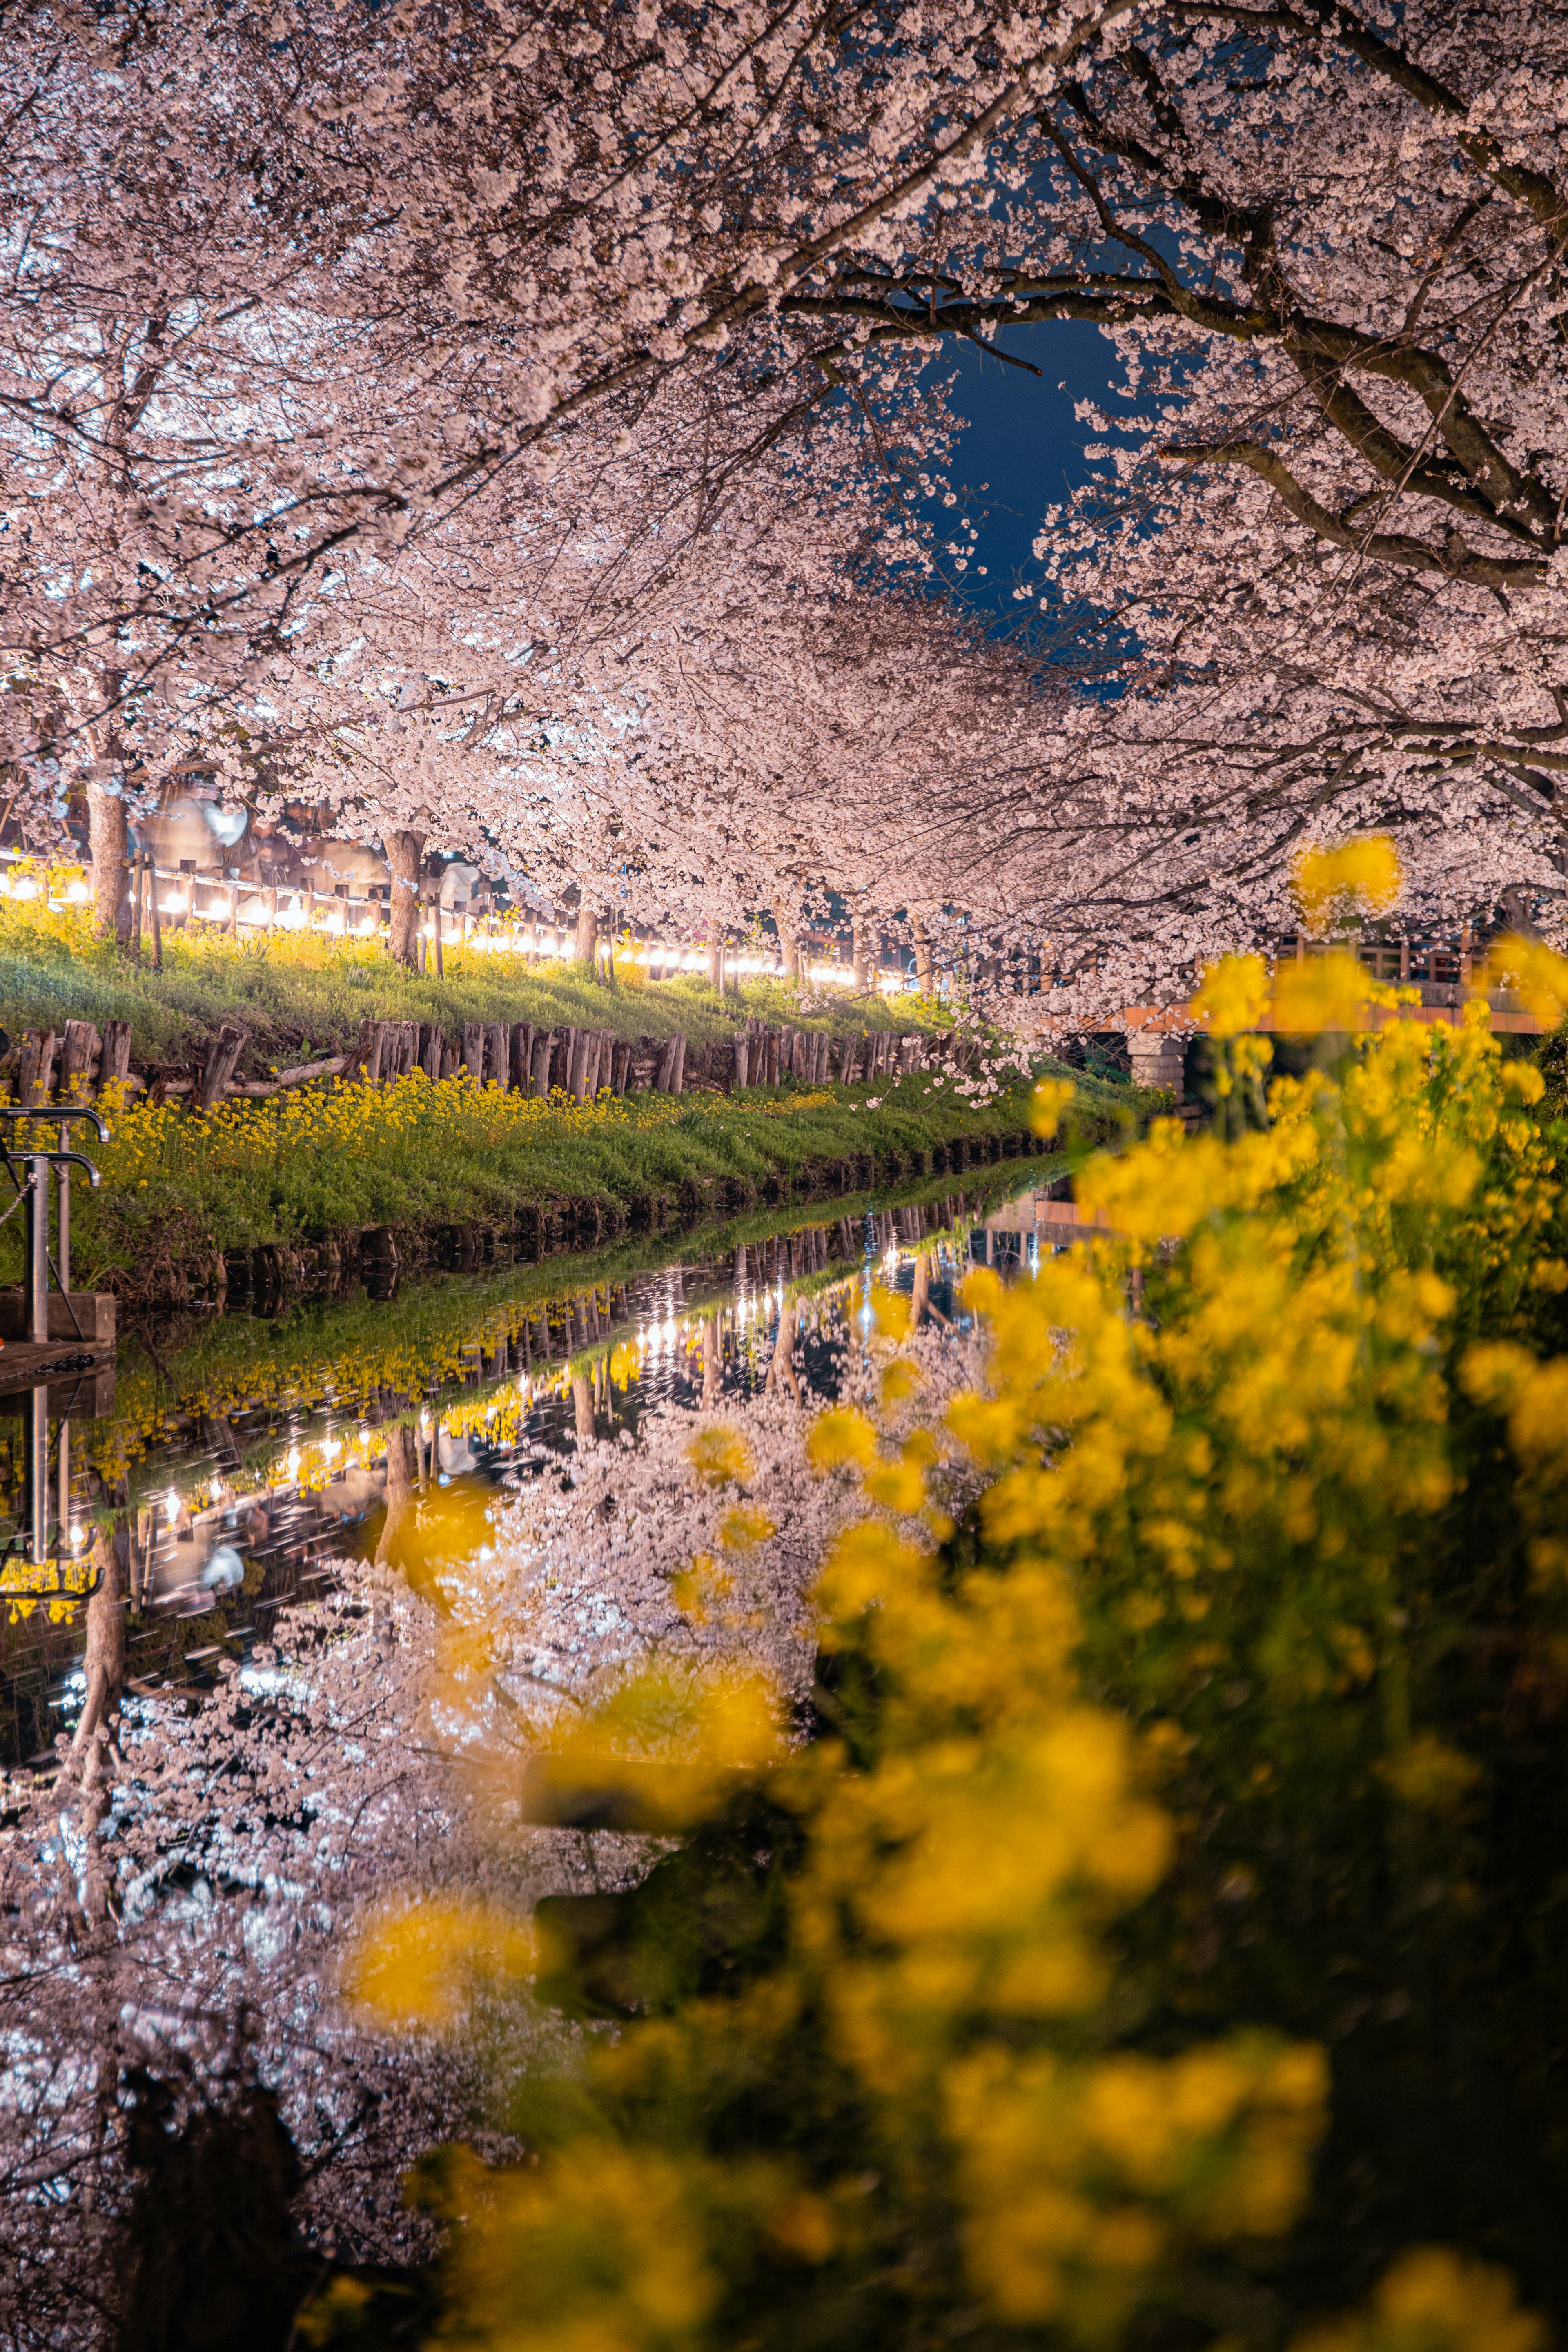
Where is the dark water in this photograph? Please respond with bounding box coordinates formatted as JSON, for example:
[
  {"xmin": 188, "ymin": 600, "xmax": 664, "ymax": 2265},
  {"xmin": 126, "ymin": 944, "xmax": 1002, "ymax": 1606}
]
[{"xmin": 0, "ymin": 1169, "xmax": 1063, "ymax": 1768}]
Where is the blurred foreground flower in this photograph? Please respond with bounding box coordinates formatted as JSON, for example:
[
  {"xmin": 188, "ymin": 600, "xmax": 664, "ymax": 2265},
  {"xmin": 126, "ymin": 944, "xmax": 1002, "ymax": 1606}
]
[{"xmin": 1292, "ymin": 835, "xmax": 1402, "ymax": 935}]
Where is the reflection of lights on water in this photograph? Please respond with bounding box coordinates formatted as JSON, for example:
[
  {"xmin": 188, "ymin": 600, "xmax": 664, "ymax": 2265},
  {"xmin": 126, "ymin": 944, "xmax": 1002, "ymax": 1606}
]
[
  {"xmin": 322, "ymin": 1437, "xmax": 339, "ymax": 1461},
  {"xmin": 69, "ymin": 1523, "xmax": 84, "ymax": 1551},
  {"xmin": 164, "ymin": 1488, "xmax": 180, "ymax": 1526},
  {"xmin": 287, "ymin": 1446, "xmax": 301, "ymax": 1477}
]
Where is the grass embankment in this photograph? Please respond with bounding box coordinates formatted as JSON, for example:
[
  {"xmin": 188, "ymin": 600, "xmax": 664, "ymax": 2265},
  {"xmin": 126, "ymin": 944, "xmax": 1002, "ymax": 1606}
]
[
  {"xmin": 0, "ymin": 903, "xmax": 935, "ymax": 1075},
  {"xmin": 53, "ymin": 1065, "xmax": 1138, "ymax": 1303}
]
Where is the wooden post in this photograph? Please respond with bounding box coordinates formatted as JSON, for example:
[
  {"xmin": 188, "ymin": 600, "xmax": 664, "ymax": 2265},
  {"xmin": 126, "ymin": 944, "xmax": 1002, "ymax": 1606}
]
[
  {"xmin": 1460, "ymin": 921, "xmax": 1472, "ymax": 985},
  {"xmin": 98, "ymin": 1020, "xmax": 132, "ymax": 1099},
  {"xmin": 531, "ymin": 1029, "xmax": 555, "ymax": 1098},
  {"xmin": 18, "ymin": 1031, "xmax": 56, "ymax": 1107},
  {"xmin": 198, "ymin": 1022, "xmax": 247, "ymax": 1113},
  {"xmin": 461, "ymin": 1021, "xmax": 486, "ymax": 1081},
  {"xmin": 131, "ymin": 849, "xmax": 145, "ymax": 959},
  {"xmin": 653, "ymin": 1036, "xmax": 677, "ymax": 1093},
  {"xmin": 419, "ymin": 1022, "xmax": 441, "ymax": 1080},
  {"xmin": 439, "ymin": 1033, "xmax": 460, "ymax": 1079},
  {"xmin": 149, "ymin": 859, "xmax": 163, "ymax": 971},
  {"xmin": 486, "ymin": 1020, "xmax": 508, "ymax": 1090},
  {"xmin": 612, "ymin": 1041, "xmax": 631, "ymax": 1096},
  {"xmin": 564, "ymin": 1026, "xmax": 584, "ymax": 1098},
  {"xmin": 733, "ymin": 1034, "xmax": 750, "ymax": 1091},
  {"xmin": 509, "ymin": 1023, "xmax": 533, "ymax": 1094},
  {"xmin": 59, "ymin": 1021, "xmax": 98, "ymax": 1100},
  {"xmin": 353, "ymin": 1016, "xmax": 381, "ymax": 1084}
]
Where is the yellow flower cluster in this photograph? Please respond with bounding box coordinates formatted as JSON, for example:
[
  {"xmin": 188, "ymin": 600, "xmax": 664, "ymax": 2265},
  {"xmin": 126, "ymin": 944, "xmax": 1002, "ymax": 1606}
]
[
  {"xmin": 345, "ymin": 1002, "xmax": 1566, "ymax": 2348},
  {"xmin": 77, "ymin": 1067, "xmax": 688, "ymax": 1194},
  {"xmin": 1291, "ymin": 834, "xmax": 1403, "ymax": 936}
]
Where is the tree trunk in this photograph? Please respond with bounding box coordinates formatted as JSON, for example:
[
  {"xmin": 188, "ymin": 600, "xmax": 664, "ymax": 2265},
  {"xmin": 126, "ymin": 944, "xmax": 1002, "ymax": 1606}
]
[
  {"xmin": 772, "ymin": 907, "xmax": 800, "ymax": 983},
  {"xmin": 852, "ymin": 918, "xmax": 874, "ymax": 993},
  {"xmin": 574, "ymin": 902, "xmax": 598, "ymax": 965},
  {"xmin": 385, "ymin": 830, "xmax": 425, "ymax": 967},
  {"xmin": 707, "ymin": 930, "xmax": 724, "ymax": 991},
  {"xmin": 913, "ymin": 918, "xmax": 934, "ymax": 996},
  {"xmin": 764, "ymin": 1299, "xmax": 802, "ymax": 1401},
  {"xmin": 86, "ymin": 782, "xmax": 129, "ymax": 945},
  {"xmin": 376, "ymin": 1425, "xmax": 419, "ymax": 1569},
  {"xmin": 573, "ymin": 1370, "xmax": 597, "ymax": 1450},
  {"xmin": 70, "ymin": 1531, "xmax": 125, "ymax": 1767}
]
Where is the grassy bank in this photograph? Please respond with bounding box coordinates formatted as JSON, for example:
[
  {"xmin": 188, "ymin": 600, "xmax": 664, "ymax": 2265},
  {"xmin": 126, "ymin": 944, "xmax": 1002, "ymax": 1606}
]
[
  {"xmin": 0, "ymin": 900, "xmax": 940, "ymax": 1075},
  {"xmin": 30, "ymin": 1062, "xmax": 1139, "ymax": 1304}
]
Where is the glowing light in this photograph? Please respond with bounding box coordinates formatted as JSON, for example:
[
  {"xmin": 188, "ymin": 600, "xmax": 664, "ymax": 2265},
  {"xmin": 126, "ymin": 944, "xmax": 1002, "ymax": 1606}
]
[
  {"xmin": 287, "ymin": 1446, "xmax": 301, "ymax": 1477},
  {"xmin": 69, "ymin": 1523, "xmax": 84, "ymax": 1550},
  {"xmin": 322, "ymin": 1437, "xmax": 339, "ymax": 1461},
  {"xmin": 164, "ymin": 1487, "xmax": 180, "ymax": 1526},
  {"xmin": 11, "ymin": 879, "xmax": 38, "ymax": 902},
  {"xmin": 64, "ymin": 880, "xmax": 89, "ymax": 905}
]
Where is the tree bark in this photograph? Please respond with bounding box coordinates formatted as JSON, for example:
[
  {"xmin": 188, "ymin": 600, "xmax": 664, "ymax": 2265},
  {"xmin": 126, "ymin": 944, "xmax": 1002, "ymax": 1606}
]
[
  {"xmin": 376, "ymin": 1424, "xmax": 419, "ymax": 1568},
  {"xmin": 385, "ymin": 829, "xmax": 426, "ymax": 967},
  {"xmin": 764, "ymin": 1299, "xmax": 802, "ymax": 1401},
  {"xmin": 771, "ymin": 906, "xmax": 800, "ymax": 982},
  {"xmin": 574, "ymin": 901, "xmax": 598, "ymax": 965},
  {"xmin": 852, "ymin": 918, "xmax": 875, "ymax": 993},
  {"xmin": 86, "ymin": 782, "xmax": 130, "ymax": 945},
  {"xmin": 913, "ymin": 918, "xmax": 934, "ymax": 996}
]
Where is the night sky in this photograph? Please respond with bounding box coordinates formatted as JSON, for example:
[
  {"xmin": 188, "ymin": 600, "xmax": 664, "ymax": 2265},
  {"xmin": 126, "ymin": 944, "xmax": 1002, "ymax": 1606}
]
[{"xmin": 921, "ymin": 320, "xmax": 1125, "ymax": 616}]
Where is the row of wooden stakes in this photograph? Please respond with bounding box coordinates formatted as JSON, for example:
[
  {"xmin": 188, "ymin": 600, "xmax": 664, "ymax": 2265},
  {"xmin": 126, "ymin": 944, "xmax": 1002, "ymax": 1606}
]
[{"xmin": 0, "ymin": 1010, "xmax": 934, "ymax": 1115}]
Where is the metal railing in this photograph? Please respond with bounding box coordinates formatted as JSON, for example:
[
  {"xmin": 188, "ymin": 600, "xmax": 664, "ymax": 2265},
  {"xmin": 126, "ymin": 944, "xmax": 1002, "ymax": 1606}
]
[{"xmin": 0, "ymin": 1105, "xmax": 108, "ymax": 1586}]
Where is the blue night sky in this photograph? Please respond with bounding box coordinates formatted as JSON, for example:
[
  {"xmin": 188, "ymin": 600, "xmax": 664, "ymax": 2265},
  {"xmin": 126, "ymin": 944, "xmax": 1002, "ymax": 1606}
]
[{"xmin": 918, "ymin": 320, "xmax": 1125, "ymax": 616}]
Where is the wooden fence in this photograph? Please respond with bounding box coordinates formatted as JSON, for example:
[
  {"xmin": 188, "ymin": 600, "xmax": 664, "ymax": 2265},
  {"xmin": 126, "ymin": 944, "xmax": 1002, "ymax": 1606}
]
[{"xmin": 0, "ymin": 1011, "xmax": 944, "ymax": 1114}]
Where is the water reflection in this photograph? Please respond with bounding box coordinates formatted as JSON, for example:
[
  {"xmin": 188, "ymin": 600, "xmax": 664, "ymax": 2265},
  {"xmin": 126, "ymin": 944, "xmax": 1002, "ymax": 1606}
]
[{"xmin": 0, "ymin": 1169, "xmax": 1071, "ymax": 1768}]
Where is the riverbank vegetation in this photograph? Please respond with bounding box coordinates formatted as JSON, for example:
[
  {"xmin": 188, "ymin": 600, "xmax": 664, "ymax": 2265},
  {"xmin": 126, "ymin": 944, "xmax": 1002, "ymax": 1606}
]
[{"xmin": 34, "ymin": 1062, "xmax": 1131, "ymax": 1303}]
